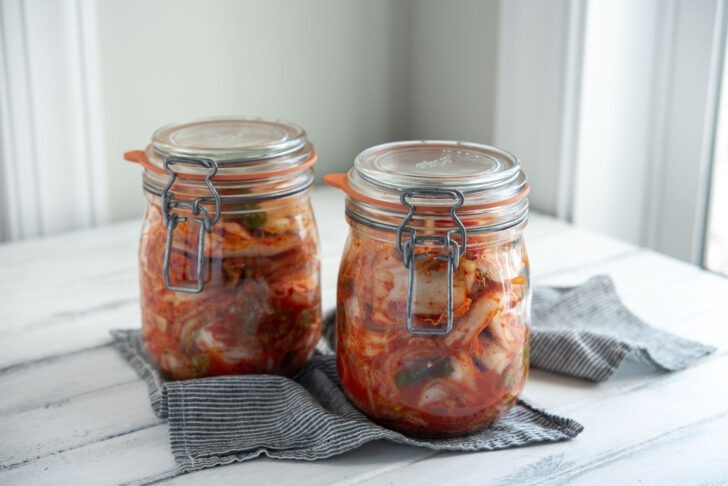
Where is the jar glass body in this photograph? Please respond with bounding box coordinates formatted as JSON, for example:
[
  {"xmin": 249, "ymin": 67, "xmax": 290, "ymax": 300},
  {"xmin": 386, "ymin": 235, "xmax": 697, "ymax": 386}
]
[
  {"xmin": 139, "ymin": 185, "xmax": 321, "ymax": 380},
  {"xmin": 336, "ymin": 210, "xmax": 530, "ymax": 436}
]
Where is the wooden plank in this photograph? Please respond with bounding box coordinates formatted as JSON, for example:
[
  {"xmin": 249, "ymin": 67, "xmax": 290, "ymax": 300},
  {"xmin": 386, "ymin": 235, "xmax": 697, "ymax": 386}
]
[
  {"xmin": 559, "ymin": 412, "xmax": 728, "ymax": 485},
  {"xmin": 350, "ymin": 354, "xmax": 728, "ymax": 485},
  {"xmin": 0, "ymin": 303, "xmax": 140, "ymax": 370},
  {"xmin": 2, "ymin": 351, "xmax": 719, "ymax": 486},
  {"xmin": 0, "ymin": 425, "xmax": 433, "ymax": 486},
  {"xmin": 157, "ymin": 442, "xmax": 435, "ymax": 486},
  {"xmin": 1, "ymin": 199, "xmax": 638, "ymax": 370},
  {"xmin": 0, "ymin": 219, "xmax": 139, "ymax": 266},
  {"xmin": 0, "ymin": 425, "xmax": 178, "ymax": 486},
  {"xmin": 0, "ymin": 380, "xmax": 161, "ymax": 468},
  {"xmin": 522, "ymin": 363, "xmax": 662, "ymax": 413},
  {"xmin": 537, "ymin": 248, "xmax": 728, "ymax": 349},
  {"xmin": 0, "ymin": 257, "xmax": 338, "ymax": 371},
  {"xmin": 4, "ymin": 207, "xmax": 722, "ymax": 378},
  {"xmin": 0, "ymin": 279, "xmax": 137, "ymax": 334},
  {"xmin": 673, "ymin": 305, "xmax": 728, "ymax": 351},
  {"xmin": 526, "ymin": 212, "xmax": 575, "ymax": 241},
  {"xmin": 0, "ymin": 254, "xmax": 139, "ymax": 335},
  {"xmin": 3, "ymin": 196, "xmax": 725, "ymax": 484},
  {"xmin": 0, "ymin": 346, "xmax": 137, "ymax": 415},
  {"xmin": 169, "ymin": 355, "xmax": 728, "ymax": 486},
  {"xmin": 537, "ymin": 247, "xmax": 701, "ymax": 292},
  {"xmin": 2, "ymin": 340, "xmax": 720, "ymax": 484},
  {"xmin": 528, "ymin": 228, "xmax": 639, "ymax": 281},
  {"xmin": 619, "ymin": 269, "xmax": 728, "ymax": 330}
]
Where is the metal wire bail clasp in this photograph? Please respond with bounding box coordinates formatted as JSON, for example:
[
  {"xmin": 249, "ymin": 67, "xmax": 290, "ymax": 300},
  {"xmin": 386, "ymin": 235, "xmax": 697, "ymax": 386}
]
[
  {"xmin": 161, "ymin": 156, "xmax": 221, "ymax": 293},
  {"xmin": 396, "ymin": 188, "xmax": 467, "ymax": 335}
]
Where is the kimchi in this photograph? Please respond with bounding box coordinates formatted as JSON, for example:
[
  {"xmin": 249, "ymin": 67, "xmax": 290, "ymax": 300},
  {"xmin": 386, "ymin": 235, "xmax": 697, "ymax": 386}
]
[
  {"xmin": 326, "ymin": 140, "xmax": 531, "ymax": 436},
  {"xmin": 139, "ymin": 193, "xmax": 320, "ymax": 380},
  {"xmin": 336, "ymin": 227, "xmax": 529, "ymax": 436},
  {"xmin": 128, "ymin": 117, "xmax": 321, "ymax": 380}
]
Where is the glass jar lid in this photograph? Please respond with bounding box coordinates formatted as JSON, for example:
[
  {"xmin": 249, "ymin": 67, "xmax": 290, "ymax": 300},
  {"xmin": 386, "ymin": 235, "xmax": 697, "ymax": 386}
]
[
  {"xmin": 125, "ymin": 116, "xmax": 316, "ymax": 180},
  {"xmin": 325, "ymin": 140, "xmax": 528, "ymax": 209},
  {"xmin": 326, "ymin": 141, "xmax": 530, "ymax": 335}
]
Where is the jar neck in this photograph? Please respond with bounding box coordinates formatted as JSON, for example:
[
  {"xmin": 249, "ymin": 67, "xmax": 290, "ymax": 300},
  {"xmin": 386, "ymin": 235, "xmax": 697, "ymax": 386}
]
[
  {"xmin": 142, "ymin": 167, "xmax": 313, "ymax": 221},
  {"xmin": 142, "ymin": 167, "xmax": 314, "ymax": 201},
  {"xmin": 345, "ymin": 196, "xmax": 529, "ymax": 236},
  {"xmin": 145, "ymin": 183, "xmax": 313, "ymax": 215}
]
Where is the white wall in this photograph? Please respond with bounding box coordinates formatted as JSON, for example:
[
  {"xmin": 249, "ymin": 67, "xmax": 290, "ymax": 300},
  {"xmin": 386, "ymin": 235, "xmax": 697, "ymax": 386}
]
[
  {"xmin": 494, "ymin": 0, "xmax": 575, "ymax": 216},
  {"xmin": 96, "ymin": 0, "xmax": 411, "ymax": 222},
  {"xmin": 3, "ymin": 0, "xmax": 723, "ymax": 267},
  {"xmin": 572, "ymin": 0, "xmax": 726, "ymax": 263},
  {"xmin": 0, "ymin": 0, "xmax": 502, "ymax": 235},
  {"xmin": 0, "ymin": 0, "xmax": 107, "ymax": 239},
  {"xmin": 96, "ymin": 0, "xmax": 500, "ymax": 222},
  {"xmin": 571, "ymin": 0, "xmax": 662, "ymax": 244},
  {"xmin": 495, "ymin": 0, "xmax": 726, "ymax": 265},
  {"xmin": 705, "ymin": 19, "xmax": 728, "ymax": 274},
  {"xmin": 407, "ymin": 0, "xmax": 499, "ymax": 143}
]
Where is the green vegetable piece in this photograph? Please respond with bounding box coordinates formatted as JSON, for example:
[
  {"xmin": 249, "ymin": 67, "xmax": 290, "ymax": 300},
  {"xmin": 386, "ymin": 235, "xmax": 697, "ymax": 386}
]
[
  {"xmin": 191, "ymin": 354, "xmax": 209, "ymax": 375},
  {"xmin": 231, "ymin": 201, "xmax": 260, "ymax": 212},
  {"xmin": 395, "ymin": 358, "xmax": 454, "ymax": 388},
  {"xmin": 246, "ymin": 212, "xmax": 267, "ymax": 229},
  {"xmin": 395, "ymin": 370, "xmax": 415, "ymax": 388},
  {"xmin": 297, "ymin": 310, "xmax": 313, "ymax": 328}
]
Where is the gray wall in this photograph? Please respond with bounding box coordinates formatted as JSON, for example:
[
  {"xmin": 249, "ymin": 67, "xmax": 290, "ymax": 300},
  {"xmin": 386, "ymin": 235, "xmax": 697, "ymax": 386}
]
[
  {"xmin": 408, "ymin": 0, "xmax": 499, "ymax": 143},
  {"xmin": 97, "ymin": 0, "xmax": 499, "ymax": 221}
]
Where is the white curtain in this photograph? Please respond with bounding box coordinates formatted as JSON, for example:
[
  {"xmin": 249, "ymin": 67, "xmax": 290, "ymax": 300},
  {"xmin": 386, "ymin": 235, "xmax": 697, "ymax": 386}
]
[
  {"xmin": 2, "ymin": 0, "xmax": 725, "ymax": 269},
  {"xmin": 0, "ymin": 0, "xmax": 107, "ymax": 241},
  {"xmin": 495, "ymin": 0, "xmax": 727, "ymax": 265}
]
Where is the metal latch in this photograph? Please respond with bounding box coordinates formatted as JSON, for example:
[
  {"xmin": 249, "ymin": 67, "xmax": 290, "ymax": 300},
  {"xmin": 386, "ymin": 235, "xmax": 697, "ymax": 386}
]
[
  {"xmin": 396, "ymin": 188, "xmax": 467, "ymax": 335},
  {"xmin": 161, "ymin": 156, "xmax": 221, "ymax": 293}
]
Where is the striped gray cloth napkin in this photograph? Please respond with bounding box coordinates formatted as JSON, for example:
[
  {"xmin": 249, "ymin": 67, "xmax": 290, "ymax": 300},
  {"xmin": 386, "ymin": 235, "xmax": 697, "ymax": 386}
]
[
  {"xmin": 112, "ymin": 330, "xmax": 582, "ymax": 472},
  {"xmin": 111, "ymin": 275, "xmax": 713, "ymax": 472},
  {"xmin": 529, "ymin": 275, "xmax": 715, "ymax": 381}
]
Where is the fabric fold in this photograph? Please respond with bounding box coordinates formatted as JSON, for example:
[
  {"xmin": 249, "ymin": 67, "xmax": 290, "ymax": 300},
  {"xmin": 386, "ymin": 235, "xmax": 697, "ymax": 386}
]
[
  {"xmin": 529, "ymin": 276, "xmax": 715, "ymax": 381},
  {"xmin": 112, "ymin": 275, "xmax": 716, "ymax": 472},
  {"xmin": 112, "ymin": 330, "xmax": 583, "ymax": 472}
]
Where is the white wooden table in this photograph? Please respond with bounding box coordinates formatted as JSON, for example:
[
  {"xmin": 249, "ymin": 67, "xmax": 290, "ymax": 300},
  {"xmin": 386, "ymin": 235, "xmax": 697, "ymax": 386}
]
[{"xmin": 2, "ymin": 187, "xmax": 727, "ymax": 485}]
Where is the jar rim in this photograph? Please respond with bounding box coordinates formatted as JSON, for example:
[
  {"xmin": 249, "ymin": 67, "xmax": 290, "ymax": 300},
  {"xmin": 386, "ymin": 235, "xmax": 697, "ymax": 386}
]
[
  {"xmin": 324, "ymin": 140, "xmax": 529, "ymax": 211},
  {"xmin": 152, "ymin": 116, "xmax": 307, "ymax": 162},
  {"xmin": 355, "ymin": 140, "xmax": 520, "ymax": 192},
  {"xmin": 125, "ymin": 117, "xmax": 316, "ymax": 181},
  {"xmin": 325, "ymin": 140, "xmax": 529, "ymax": 232},
  {"xmin": 326, "ymin": 172, "xmax": 530, "ymax": 212}
]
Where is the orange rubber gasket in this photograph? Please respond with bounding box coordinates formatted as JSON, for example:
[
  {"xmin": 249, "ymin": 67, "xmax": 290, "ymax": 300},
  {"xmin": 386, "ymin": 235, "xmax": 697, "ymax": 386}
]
[
  {"xmin": 124, "ymin": 149, "xmax": 317, "ymax": 181},
  {"xmin": 323, "ymin": 173, "xmax": 530, "ymax": 211}
]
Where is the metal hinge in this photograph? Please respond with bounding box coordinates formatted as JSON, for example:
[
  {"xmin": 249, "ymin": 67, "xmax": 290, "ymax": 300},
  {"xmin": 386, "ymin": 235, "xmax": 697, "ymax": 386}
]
[
  {"xmin": 160, "ymin": 156, "xmax": 221, "ymax": 293},
  {"xmin": 396, "ymin": 188, "xmax": 467, "ymax": 335}
]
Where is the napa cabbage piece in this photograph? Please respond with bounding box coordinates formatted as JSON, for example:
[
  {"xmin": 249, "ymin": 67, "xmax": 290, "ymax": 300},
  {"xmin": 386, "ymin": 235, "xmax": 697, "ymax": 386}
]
[
  {"xmin": 336, "ymin": 231, "xmax": 530, "ymax": 436},
  {"xmin": 139, "ymin": 197, "xmax": 321, "ymax": 380}
]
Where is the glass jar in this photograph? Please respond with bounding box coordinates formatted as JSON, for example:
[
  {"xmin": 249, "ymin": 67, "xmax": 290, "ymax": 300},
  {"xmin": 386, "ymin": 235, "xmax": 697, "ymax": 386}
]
[
  {"xmin": 325, "ymin": 141, "xmax": 530, "ymax": 436},
  {"xmin": 125, "ymin": 117, "xmax": 321, "ymax": 380}
]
